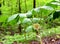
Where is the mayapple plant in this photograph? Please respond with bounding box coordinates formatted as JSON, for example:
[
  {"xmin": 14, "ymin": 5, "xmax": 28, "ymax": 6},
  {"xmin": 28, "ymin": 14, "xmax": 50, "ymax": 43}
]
[
  {"xmin": 33, "ymin": 23, "xmax": 42, "ymax": 44},
  {"xmin": 5, "ymin": 0, "xmax": 60, "ymax": 43}
]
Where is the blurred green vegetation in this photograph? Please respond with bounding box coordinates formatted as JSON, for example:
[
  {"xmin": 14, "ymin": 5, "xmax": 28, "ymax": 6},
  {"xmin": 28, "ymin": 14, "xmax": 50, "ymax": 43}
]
[
  {"xmin": 0, "ymin": 0, "xmax": 60, "ymax": 44},
  {"xmin": 0, "ymin": 0, "xmax": 52, "ymax": 15}
]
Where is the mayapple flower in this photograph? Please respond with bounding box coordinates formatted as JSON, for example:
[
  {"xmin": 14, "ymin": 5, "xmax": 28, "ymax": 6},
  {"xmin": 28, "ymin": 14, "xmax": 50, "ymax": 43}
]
[{"xmin": 33, "ymin": 23, "xmax": 40, "ymax": 31}]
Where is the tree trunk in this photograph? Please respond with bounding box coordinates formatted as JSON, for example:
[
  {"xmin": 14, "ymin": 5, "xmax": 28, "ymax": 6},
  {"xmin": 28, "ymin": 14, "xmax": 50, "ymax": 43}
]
[
  {"xmin": 18, "ymin": 0, "xmax": 21, "ymax": 13},
  {"xmin": 0, "ymin": 0, "xmax": 2, "ymax": 15},
  {"xmin": 33, "ymin": 0, "xmax": 36, "ymax": 8},
  {"xmin": 0, "ymin": 4, "xmax": 1, "ymax": 7}
]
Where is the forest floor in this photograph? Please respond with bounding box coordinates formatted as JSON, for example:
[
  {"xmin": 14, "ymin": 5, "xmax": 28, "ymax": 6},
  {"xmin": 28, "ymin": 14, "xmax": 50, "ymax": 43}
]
[
  {"xmin": 28, "ymin": 34, "xmax": 60, "ymax": 44},
  {"xmin": 26, "ymin": 34, "xmax": 60, "ymax": 44},
  {"xmin": 0, "ymin": 34, "xmax": 60, "ymax": 44},
  {"xmin": 42, "ymin": 34, "xmax": 60, "ymax": 44},
  {"xmin": 12, "ymin": 34, "xmax": 60, "ymax": 44}
]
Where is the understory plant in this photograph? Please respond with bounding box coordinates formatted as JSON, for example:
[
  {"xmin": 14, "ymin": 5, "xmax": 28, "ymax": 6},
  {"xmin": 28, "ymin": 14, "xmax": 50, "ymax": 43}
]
[{"xmin": 0, "ymin": 0, "xmax": 60, "ymax": 44}]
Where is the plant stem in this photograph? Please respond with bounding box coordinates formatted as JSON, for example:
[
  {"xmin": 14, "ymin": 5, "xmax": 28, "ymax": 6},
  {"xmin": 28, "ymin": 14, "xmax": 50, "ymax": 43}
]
[{"xmin": 37, "ymin": 30, "xmax": 42, "ymax": 44}]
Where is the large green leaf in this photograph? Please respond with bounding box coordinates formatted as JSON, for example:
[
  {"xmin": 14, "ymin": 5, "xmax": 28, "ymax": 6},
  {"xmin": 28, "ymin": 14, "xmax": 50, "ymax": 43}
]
[
  {"xmin": 39, "ymin": 6, "xmax": 54, "ymax": 17},
  {"xmin": 51, "ymin": 2, "xmax": 60, "ymax": 6},
  {"xmin": 46, "ymin": 1, "xmax": 59, "ymax": 9},
  {"xmin": 40, "ymin": 6, "xmax": 54, "ymax": 10},
  {"xmin": 55, "ymin": 0, "xmax": 60, "ymax": 1},
  {"xmin": 9, "ymin": 16, "xmax": 19, "ymax": 25},
  {"xmin": 29, "ymin": 7, "xmax": 41, "ymax": 18},
  {"xmin": 26, "ymin": 11, "xmax": 32, "ymax": 18},
  {"xmin": 31, "ymin": 9, "xmax": 38, "ymax": 17},
  {"xmin": 34, "ymin": 7, "xmax": 40, "ymax": 12},
  {"xmin": 22, "ymin": 18, "xmax": 32, "ymax": 25},
  {"xmin": 7, "ymin": 14, "xmax": 18, "ymax": 22},
  {"xmin": 31, "ymin": 18, "xmax": 40, "ymax": 23},
  {"xmin": 25, "ymin": 25, "xmax": 33, "ymax": 32},
  {"xmin": 19, "ymin": 13, "xmax": 27, "ymax": 18}
]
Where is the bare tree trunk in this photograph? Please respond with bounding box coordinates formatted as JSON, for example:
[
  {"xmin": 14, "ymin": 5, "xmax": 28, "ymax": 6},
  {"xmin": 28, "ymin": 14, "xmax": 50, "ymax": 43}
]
[
  {"xmin": 33, "ymin": 0, "xmax": 36, "ymax": 8},
  {"xmin": 0, "ymin": 4, "xmax": 1, "ymax": 15},
  {"xmin": 0, "ymin": 0, "xmax": 2, "ymax": 15},
  {"xmin": 18, "ymin": 0, "xmax": 21, "ymax": 13},
  {"xmin": 0, "ymin": 4, "xmax": 1, "ymax": 7}
]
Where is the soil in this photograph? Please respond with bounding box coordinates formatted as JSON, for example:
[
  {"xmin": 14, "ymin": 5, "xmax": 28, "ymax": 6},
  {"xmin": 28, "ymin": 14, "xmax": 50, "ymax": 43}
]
[
  {"xmin": 0, "ymin": 42, "xmax": 3, "ymax": 44},
  {"xmin": 29, "ymin": 34, "xmax": 60, "ymax": 44},
  {"xmin": 42, "ymin": 34, "xmax": 60, "ymax": 44},
  {"xmin": 29, "ymin": 40, "xmax": 40, "ymax": 44}
]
